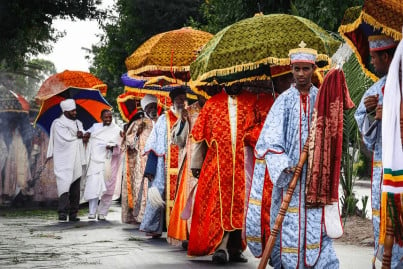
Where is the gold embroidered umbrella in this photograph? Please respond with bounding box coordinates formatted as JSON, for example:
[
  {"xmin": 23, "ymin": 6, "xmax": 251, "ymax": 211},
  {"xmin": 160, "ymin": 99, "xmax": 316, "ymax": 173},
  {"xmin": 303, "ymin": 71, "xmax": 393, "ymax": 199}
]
[
  {"xmin": 125, "ymin": 27, "xmax": 213, "ymax": 82},
  {"xmin": 339, "ymin": 0, "xmax": 403, "ymax": 81},
  {"xmin": 190, "ymin": 13, "xmax": 340, "ymax": 93}
]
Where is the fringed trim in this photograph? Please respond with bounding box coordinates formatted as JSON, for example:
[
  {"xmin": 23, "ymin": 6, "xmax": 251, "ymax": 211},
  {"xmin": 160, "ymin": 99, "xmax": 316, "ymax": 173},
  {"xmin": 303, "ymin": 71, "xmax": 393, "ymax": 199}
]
[
  {"xmin": 379, "ymin": 192, "xmax": 387, "ymax": 244},
  {"xmin": 130, "ymin": 65, "xmax": 190, "ymax": 76},
  {"xmin": 194, "ymin": 56, "xmax": 291, "ymax": 83},
  {"xmin": 379, "ymin": 192, "xmax": 403, "ymax": 246},
  {"xmin": 339, "ymin": 9, "xmax": 402, "ymax": 82},
  {"xmin": 0, "ymin": 109, "xmax": 28, "ymax": 113},
  {"xmin": 124, "ymin": 86, "xmax": 196, "ymax": 101},
  {"xmin": 144, "ymin": 76, "xmax": 186, "ymax": 87},
  {"xmin": 361, "ymin": 12, "xmax": 402, "ymax": 41},
  {"xmin": 338, "ymin": 13, "xmax": 379, "ymax": 82},
  {"xmin": 193, "ymin": 54, "xmax": 331, "ymax": 86}
]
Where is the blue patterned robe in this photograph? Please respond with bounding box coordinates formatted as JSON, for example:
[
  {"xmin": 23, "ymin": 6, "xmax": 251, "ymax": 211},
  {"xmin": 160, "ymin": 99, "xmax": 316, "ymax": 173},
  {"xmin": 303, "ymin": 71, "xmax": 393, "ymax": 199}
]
[
  {"xmin": 354, "ymin": 76, "xmax": 403, "ymax": 267},
  {"xmin": 256, "ymin": 86, "xmax": 339, "ymax": 269},
  {"xmin": 140, "ymin": 113, "xmax": 167, "ymax": 234}
]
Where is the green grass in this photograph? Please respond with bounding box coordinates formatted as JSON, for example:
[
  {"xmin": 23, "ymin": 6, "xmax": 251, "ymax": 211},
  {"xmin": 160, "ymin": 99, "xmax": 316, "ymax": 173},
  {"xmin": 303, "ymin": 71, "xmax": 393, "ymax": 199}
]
[{"xmin": 0, "ymin": 207, "xmax": 89, "ymax": 219}]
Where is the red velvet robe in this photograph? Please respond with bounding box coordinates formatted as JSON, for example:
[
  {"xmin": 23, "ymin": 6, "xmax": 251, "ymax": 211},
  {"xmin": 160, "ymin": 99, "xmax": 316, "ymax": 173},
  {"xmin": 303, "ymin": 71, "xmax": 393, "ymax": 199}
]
[{"xmin": 188, "ymin": 90, "xmax": 261, "ymax": 256}]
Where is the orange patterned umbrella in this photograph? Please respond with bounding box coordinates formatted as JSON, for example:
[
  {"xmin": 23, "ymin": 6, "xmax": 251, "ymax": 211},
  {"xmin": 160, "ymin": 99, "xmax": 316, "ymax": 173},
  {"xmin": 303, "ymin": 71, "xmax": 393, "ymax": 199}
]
[
  {"xmin": 125, "ymin": 27, "xmax": 213, "ymax": 81},
  {"xmin": 35, "ymin": 70, "xmax": 108, "ymax": 101}
]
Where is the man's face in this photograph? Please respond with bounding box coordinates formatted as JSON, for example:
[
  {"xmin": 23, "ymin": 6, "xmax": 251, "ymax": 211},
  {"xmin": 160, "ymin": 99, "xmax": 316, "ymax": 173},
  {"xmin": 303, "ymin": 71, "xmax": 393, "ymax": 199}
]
[
  {"xmin": 370, "ymin": 51, "xmax": 389, "ymax": 77},
  {"xmin": 64, "ymin": 109, "xmax": 77, "ymax": 120},
  {"xmin": 144, "ymin": 102, "xmax": 158, "ymax": 120},
  {"xmin": 291, "ymin": 62, "xmax": 315, "ymax": 88},
  {"xmin": 173, "ymin": 94, "xmax": 186, "ymax": 112},
  {"xmin": 101, "ymin": 111, "xmax": 113, "ymax": 126}
]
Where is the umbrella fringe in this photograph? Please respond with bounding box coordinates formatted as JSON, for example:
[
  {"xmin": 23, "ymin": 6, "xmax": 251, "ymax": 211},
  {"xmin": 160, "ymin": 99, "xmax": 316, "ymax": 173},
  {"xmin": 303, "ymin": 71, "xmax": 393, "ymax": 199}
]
[
  {"xmin": 130, "ymin": 65, "xmax": 190, "ymax": 76},
  {"xmin": 194, "ymin": 54, "xmax": 331, "ymax": 85},
  {"xmin": 339, "ymin": 9, "xmax": 402, "ymax": 83}
]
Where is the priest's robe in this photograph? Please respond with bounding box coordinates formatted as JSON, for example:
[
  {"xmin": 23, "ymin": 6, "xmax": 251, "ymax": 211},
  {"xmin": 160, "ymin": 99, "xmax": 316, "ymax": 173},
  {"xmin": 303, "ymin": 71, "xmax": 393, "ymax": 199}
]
[
  {"xmin": 256, "ymin": 86, "xmax": 339, "ymax": 269},
  {"xmin": 121, "ymin": 116, "xmax": 154, "ymax": 224},
  {"xmin": 188, "ymin": 90, "xmax": 259, "ymax": 256},
  {"xmin": 140, "ymin": 110, "xmax": 180, "ymax": 235}
]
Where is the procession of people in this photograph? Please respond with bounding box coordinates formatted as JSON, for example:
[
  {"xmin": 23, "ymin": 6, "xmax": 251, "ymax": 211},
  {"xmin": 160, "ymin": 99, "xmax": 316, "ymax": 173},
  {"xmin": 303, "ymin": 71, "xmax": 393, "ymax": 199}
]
[{"xmin": 2, "ymin": 3, "xmax": 403, "ymax": 269}]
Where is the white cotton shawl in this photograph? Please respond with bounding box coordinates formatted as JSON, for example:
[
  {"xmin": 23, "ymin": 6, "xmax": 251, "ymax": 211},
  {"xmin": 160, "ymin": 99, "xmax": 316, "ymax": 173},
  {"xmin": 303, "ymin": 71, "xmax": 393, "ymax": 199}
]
[
  {"xmin": 382, "ymin": 38, "xmax": 403, "ymax": 194},
  {"xmin": 47, "ymin": 115, "xmax": 86, "ymax": 196}
]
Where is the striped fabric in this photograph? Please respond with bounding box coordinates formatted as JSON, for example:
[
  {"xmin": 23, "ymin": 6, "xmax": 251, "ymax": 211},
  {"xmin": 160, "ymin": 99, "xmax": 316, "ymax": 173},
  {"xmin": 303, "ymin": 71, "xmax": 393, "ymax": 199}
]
[{"xmin": 380, "ymin": 38, "xmax": 403, "ymax": 245}]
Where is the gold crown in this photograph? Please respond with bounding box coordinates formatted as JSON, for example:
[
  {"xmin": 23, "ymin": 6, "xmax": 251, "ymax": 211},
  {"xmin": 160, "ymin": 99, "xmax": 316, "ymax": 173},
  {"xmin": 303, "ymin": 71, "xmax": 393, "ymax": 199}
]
[{"xmin": 288, "ymin": 41, "xmax": 318, "ymax": 56}]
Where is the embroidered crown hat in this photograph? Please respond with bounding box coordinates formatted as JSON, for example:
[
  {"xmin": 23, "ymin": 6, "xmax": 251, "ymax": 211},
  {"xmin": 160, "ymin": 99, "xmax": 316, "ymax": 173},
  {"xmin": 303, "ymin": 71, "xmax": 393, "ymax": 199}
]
[
  {"xmin": 289, "ymin": 41, "xmax": 318, "ymax": 64},
  {"xmin": 368, "ymin": 35, "xmax": 398, "ymax": 52}
]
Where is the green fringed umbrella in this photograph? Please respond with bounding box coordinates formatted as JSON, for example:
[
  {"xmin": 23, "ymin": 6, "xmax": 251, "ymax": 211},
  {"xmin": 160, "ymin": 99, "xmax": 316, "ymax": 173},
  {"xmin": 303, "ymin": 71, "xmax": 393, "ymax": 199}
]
[{"xmin": 190, "ymin": 13, "xmax": 341, "ymax": 90}]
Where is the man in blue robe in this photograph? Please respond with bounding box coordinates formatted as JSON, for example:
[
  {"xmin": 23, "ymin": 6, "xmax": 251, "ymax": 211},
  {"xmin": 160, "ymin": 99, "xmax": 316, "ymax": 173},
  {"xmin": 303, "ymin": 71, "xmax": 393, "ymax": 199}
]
[
  {"xmin": 255, "ymin": 43, "xmax": 339, "ymax": 268},
  {"xmin": 140, "ymin": 87, "xmax": 186, "ymax": 238},
  {"xmin": 354, "ymin": 35, "xmax": 403, "ymax": 268}
]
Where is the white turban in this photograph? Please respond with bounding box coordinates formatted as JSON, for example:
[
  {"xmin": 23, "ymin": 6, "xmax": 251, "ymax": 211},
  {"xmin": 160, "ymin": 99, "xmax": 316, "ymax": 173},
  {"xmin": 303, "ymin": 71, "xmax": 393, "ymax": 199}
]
[
  {"xmin": 60, "ymin": 99, "xmax": 76, "ymax": 112},
  {"xmin": 140, "ymin": 94, "xmax": 157, "ymax": 110}
]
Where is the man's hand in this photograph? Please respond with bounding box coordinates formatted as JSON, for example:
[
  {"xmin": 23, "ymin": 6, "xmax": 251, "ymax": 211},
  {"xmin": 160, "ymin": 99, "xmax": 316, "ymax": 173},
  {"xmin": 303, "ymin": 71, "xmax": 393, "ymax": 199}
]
[
  {"xmin": 77, "ymin": 131, "xmax": 83, "ymax": 138},
  {"xmin": 191, "ymin": 168, "xmax": 201, "ymax": 178},
  {"xmin": 364, "ymin": 94, "xmax": 379, "ymax": 113},
  {"xmin": 284, "ymin": 167, "xmax": 296, "ymax": 174},
  {"xmin": 83, "ymin": 132, "xmax": 90, "ymax": 143},
  {"xmin": 375, "ymin": 105, "xmax": 383, "ymax": 120}
]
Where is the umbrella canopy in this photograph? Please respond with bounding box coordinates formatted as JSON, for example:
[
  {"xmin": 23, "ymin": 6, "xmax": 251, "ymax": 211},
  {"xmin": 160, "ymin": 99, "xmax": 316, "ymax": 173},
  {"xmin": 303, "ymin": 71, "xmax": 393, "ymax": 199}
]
[
  {"xmin": 116, "ymin": 91, "xmax": 165, "ymax": 123},
  {"xmin": 339, "ymin": 0, "xmax": 403, "ymax": 81},
  {"xmin": 190, "ymin": 13, "xmax": 340, "ymax": 90},
  {"xmin": 35, "ymin": 87, "xmax": 112, "ymax": 134},
  {"xmin": 121, "ymin": 73, "xmax": 197, "ymax": 99},
  {"xmin": 125, "ymin": 27, "xmax": 213, "ymax": 81},
  {"xmin": 35, "ymin": 70, "xmax": 108, "ymax": 101},
  {"xmin": 0, "ymin": 85, "xmax": 28, "ymax": 114}
]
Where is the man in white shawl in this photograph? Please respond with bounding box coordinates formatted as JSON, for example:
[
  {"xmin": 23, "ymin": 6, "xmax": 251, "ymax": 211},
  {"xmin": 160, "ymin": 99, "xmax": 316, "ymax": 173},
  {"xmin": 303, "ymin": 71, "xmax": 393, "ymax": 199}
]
[
  {"xmin": 84, "ymin": 109, "xmax": 123, "ymax": 220},
  {"xmin": 47, "ymin": 99, "xmax": 86, "ymax": 222}
]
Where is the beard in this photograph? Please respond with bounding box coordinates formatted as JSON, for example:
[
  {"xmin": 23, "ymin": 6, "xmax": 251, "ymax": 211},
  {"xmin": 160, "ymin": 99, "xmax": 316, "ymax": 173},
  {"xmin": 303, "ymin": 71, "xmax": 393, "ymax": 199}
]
[{"xmin": 147, "ymin": 109, "xmax": 158, "ymax": 120}]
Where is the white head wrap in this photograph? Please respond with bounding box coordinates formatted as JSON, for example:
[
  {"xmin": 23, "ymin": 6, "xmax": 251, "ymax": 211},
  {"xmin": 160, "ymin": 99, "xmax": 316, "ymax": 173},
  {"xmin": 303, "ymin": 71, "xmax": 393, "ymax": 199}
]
[
  {"xmin": 60, "ymin": 99, "xmax": 76, "ymax": 112},
  {"xmin": 140, "ymin": 94, "xmax": 157, "ymax": 110}
]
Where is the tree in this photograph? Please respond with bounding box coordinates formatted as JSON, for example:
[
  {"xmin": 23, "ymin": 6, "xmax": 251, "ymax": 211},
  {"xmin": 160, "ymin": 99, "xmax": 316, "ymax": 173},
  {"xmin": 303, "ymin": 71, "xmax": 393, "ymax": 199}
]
[
  {"xmin": 0, "ymin": 0, "xmax": 105, "ymax": 70},
  {"xmin": 192, "ymin": 0, "xmax": 364, "ymax": 35},
  {"xmin": 292, "ymin": 0, "xmax": 363, "ymax": 33},
  {"xmin": 90, "ymin": 0, "xmax": 203, "ymax": 108}
]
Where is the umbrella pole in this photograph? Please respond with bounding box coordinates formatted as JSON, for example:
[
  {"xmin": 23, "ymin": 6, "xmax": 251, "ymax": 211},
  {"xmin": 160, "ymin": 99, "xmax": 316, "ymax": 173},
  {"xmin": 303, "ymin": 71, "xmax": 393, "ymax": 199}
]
[{"xmin": 258, "ymin": 141, "xmax": 309, "ymax": 269}]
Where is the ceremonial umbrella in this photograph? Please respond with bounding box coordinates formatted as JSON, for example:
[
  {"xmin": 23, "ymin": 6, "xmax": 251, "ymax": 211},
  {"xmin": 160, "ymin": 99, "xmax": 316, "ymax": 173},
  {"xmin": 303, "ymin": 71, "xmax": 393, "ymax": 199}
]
[
  {"xmin": 117, "ymin": 73, "xmax": 197, "ymax": 122},
  {"xmin": 35, "ymin": 70, "xmax": 108, "ymax": 101},
  {"xmin": 35, "ymin": 87, "xmax": 112, "ymax": 134},
  {"xmin": 190, "ymin": 13, "xmax": 340, "ymax": 93},
  {"xmin": 117, "ymin": 91, "xmax": 164, "ymax": 123},
  {"xmin": 339, "ymin": 0, "xmax": 403, "ymax": 81},
  {"xmin": 125, "ymin": 27, "xmax": 213, "ymax": 81}
]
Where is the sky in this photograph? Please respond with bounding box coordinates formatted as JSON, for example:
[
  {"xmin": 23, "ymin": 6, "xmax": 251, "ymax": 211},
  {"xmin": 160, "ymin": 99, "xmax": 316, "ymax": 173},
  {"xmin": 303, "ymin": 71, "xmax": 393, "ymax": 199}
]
[{"xmin": 39, "ymin": 0, "xmax": 115, "ymax": 73}]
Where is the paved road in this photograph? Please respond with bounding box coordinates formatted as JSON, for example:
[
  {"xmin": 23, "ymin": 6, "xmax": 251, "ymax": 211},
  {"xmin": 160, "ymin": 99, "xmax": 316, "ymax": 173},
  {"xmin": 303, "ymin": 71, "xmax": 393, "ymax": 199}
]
[{"xmin": 0, "ymin": 201, "xmax": 380, "ymax": 268}]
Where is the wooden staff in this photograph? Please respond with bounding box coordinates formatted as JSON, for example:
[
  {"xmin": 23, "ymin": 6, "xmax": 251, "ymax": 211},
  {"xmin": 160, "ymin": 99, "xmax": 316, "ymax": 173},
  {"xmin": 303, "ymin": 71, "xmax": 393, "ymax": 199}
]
[
  {"xmin": 258, "ymin": 142, "xmax": 309, "ymax": 269},
  {"xmin": 381, "ymin": 200, "xmax": 394, "ymax": 269}
]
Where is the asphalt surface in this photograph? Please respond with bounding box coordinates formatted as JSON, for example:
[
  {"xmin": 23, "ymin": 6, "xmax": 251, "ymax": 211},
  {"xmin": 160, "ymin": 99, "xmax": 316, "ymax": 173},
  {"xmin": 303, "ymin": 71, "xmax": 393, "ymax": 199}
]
[{"xmin": 0, "ymin": 201, "xmax": 380, "ymax": 269}]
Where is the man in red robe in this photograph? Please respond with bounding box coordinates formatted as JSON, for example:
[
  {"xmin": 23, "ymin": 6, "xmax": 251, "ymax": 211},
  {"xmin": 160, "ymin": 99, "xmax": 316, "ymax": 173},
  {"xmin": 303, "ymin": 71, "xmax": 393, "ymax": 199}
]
[{"xmin": 188, "ymin": 84, "xmax": 273, "ymax": 264}]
